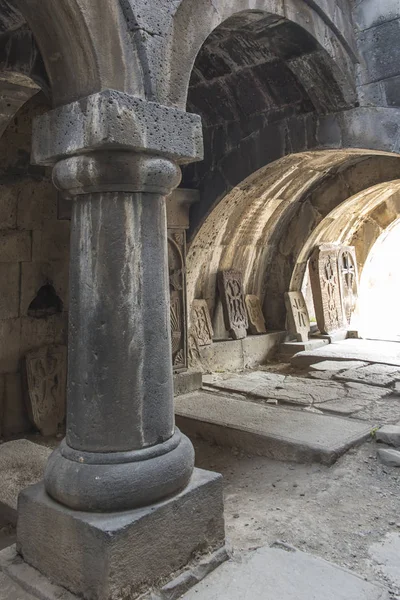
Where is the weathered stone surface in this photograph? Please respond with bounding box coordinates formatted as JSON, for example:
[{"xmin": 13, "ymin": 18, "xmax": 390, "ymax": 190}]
[
  {"xmin": 309, "ymin": 245, "xmax": 345, "ymax": 335},
  {"xmin": 204, "ymin": 371, "xmax": 390, "ymax": 414},
  {"xmin": 0, "ymin": 319, "xmax": 21, "ymax": 374},
  {"xmin": 23, "ymin": 345, "xmax": 67, "ymax": 436},
  {"xmin": 337, "ymin": 246, "xmax": 359, "ymax": 327},
  {"xmin": 377, "ymin": 448, "xmax": 400, "ymax": 467},
  {"xmin": 31, "ymin": 221, "xmax": 70, "ymax": 262},
  {"xmin": 17, "ymin": 471, "xmax": 225, "ymax": 600},
  {"xmin": 376, "ymin": 426, "xmax": 400, "ymax": 447},
  {"xmin": 0, "ymin": 263, "xmax": 19, "ymax": 319},
  {"xmin": 0, "ymin": 440, "xmax": 51, "ymax": 525},
  {"xmin": 32, "ymin": 91, "xmax": 203, "ymax": 166},
  {"xmin": 245, "ymin": 295, "xmax": 266, "ymax": 335},
  {"xmin": 182, "ymin": 543, "xmax": 389, "ymax": 600},
  {"xmin": 310, "ymin": 360, "xmax": 368, "ymax": 372},
  {"xmin": 176, "ymin": 391, "xmax": 373, "ymax": 465},
  {"xmin": 168, "ymin": 232, "xmax": 187, "ymax": 371},
  {"xmin": 292, "ymin": 340, "xmax": 400, "ymax": 368},
  {"xmin": 0, "ymin": 230, "xmax": 31, "ymax": 263},
  {"xmin": 285, "ymin": 291, "xmax": 310, "ymax": 342},
  {"xmin": 217, "ymin": 270, "xmax": 248, "ymax": 340},
  {"xmin": 369, "ymin": 532, "xmax": 400, "ymax": 592},
  {"xmin": 174, "ymin": 371, "xmax": 202, "ymax": 397},
  {"xmin": 335, "ymin": 364, "xmax": 400, "ymax": 388},
  {"xmin": 2, "ymin": 373, "xmax": 31, "ymax": 437},
  {"xmin": 191, "ymin": 300, "xmax": 213, "ymax": 346}
]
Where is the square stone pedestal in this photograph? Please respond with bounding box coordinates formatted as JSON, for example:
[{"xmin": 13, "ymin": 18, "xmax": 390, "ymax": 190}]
[{"xmin": 14, "ymin": 469, "xmax": 225, "ymax": 600}]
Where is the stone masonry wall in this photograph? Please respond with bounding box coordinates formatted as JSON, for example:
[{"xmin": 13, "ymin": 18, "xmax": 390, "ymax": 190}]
[
  {"xmin": 355, "ymin": 0, "xmax": 400, "ymax": 107},
  {"xmin": 0, "ymin": 94, "xmax": 69, "ymax": 437}
]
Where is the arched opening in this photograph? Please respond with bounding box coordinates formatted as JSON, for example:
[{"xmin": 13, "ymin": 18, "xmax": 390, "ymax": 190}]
[{"xmin": 358, "ymin": 219, "xmax": 400, "ymax": 341}]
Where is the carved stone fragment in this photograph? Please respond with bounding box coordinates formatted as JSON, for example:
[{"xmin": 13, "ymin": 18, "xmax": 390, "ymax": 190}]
[
  {"xmin": 218, "ymin": 270, "xmax": 248, "ymax": 340},
  {"xmin": 285, "ymin": 291, "xmax": 310, "ymax": 342},
  {"xmin": 245, "ymin": 295, "xmax": 266, "ymax": 335},
  {"xmin": 168, "ymin": 232, "xmax": 187, "ymax": 372},
  {"xmin": 24, "ymin": 345, "xmax": 67, "ymax": 436},
  {"xmin": 191, "ymin": 299, "xmax": 214, "ymax": 346},
  {"xmin": 338, "ymin": 246, "xmax": 359, "ymax": 327},
  {"xmin": 309, "ymin": 245, "xmax": 345, "ymax": 335}
]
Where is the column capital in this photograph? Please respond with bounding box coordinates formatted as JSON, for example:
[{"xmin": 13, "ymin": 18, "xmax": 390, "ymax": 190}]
[{"xmin": 31, "ymin": 90, "xmax": 204, "ymax": 167}]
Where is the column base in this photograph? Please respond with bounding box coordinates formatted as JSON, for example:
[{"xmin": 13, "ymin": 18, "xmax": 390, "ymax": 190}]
[{"xmin": 16, "ymin": 469, "xmax": 226, "ymax": 600}]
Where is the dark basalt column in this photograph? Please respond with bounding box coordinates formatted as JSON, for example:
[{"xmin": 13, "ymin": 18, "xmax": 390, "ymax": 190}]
[{"xmin": 44, "ymin": 152, "xmax": 195, "ymax": 511}]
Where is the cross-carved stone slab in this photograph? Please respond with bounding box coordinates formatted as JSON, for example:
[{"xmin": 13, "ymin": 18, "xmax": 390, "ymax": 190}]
[
  {"xmin": 218, "ymin": 270, "xmax": 248, "ymax": 340},
  {"xmin": 191, "ymin": 300, "xmax": 214, "ymax": 346},
  {"xmin": 309, "ymin": 245, "xmax": 345, "ymax": 335},
  {"xmin": 338, "ymin": 246, "xmax": 359, "ymax": 327},
  {"xmin": 285, "ymin": 291, "xmax": 310, "ymax": 342},
  {"xmin": 24, "ymin": 345, "xmax": 67, "ymax": 436},
  {"xmin": 245, "ymin": 295, "xmax": 266, "ymax": 335}
]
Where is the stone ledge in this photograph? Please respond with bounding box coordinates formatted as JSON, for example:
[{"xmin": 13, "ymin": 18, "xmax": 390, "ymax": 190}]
[
  {"xmin": 17, "ymin": 469, "xmax": 225, "ymax": 600},
  {"xmin": 32, "ymin": 90, "xmax": 204, "ymax": 166}
]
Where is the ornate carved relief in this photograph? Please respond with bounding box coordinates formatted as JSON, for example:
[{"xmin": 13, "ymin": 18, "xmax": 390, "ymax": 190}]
[
  {"xmin": 23, "ymin": 344, "xmax": 67, "ymax": 436},
  {"xmin": 285, "ymin": 291, "xmax": 310, "ymax": 342},
  {"xmin": 309, "ymin": 245, "xmax": 345, "ymax": 335},
  {"xmin": 217, "ymin": 270, "xmax": 248, "ymax": 340},
  {"xmin": 338, "ymin": 246, "xmax": 359, "ymax": 327},
  {"xmin": 245, "ymin": 295, "xmax": 266, "ymax": 335},
  {"xmin": 191, "ymin": 299, "xmax": 213, "ymax": 346},
  {"xmin": 168, "ymin": 231, "xmax": 187, "ymax": 372}
]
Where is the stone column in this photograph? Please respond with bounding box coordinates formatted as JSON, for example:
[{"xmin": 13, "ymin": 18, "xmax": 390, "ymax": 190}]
[
  {"xmin": 44, "ymin": 152, "xmax": 194, "ymax": 511},
  {"xmin": 15, "ymin": 92, "xmax": 225, "ymax": 600}
]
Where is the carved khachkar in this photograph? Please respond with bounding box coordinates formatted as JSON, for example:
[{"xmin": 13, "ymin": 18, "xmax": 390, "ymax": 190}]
[
  {"xmin": 309, "ymin": 245, "xmax": 345, "ymax": 334},
  {"xmin": 168, "ymin": 231, "xmax": 187, "ymax": 372},
  {"xmin": 285, "ymin": 291, "xmax": 310, "ymax": 342},
  {"xmin": 338, "ymin": 246, "xmax": 359, "ymax": 327},
  {"xmin": 245, "ymin": 295, "xmax": 266, "ymax": 335},
  {"xmin": 218, "ymin": 270, "xmax": 248, "ymax": 340},
  {"xmin": 24, "ymin": 345, "xmax": 67, "ymax": 436},
  {"xmin": 191, "ymin": 300, "xmax": 214, "ymax": 346}
]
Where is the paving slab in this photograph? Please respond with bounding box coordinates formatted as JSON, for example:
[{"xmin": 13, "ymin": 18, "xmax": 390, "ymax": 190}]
[
  {"xmin": 0, "ymin": 440, "xmax": 51, "ymax": 525},
  {"xmin": 377, "ymin": 448, "xmax": 400, "ymax": 467},
  {"xmin": 376, "ymin": 425, "xmax": 400, "ymax": 447},
  {"xmin": 335, "ymin": 364, "xmax": 400, "ymax": 388},
  {"xmin": 175, "ymin": 391, "xmax": 373, "ymax": 465},
  {"xmin": 203, "ymin": 371, "xmax": 390, "ymax": 415},
  {"xmin": 310, "ymin": 360, "xmax": 368, "ymax": 372},
  {"xmin": 182, "ymin": 543, "xmax": 389, "ymax": 600},
  {"xmin": 292, "ymin": 339, "xmax": 400, "ymax": 368}
]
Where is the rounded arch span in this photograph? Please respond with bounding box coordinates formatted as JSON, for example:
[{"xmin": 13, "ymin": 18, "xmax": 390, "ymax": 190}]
[
  {"xmin": 292, "ymin": 180, "xmax": 400, "ymax": 293},
  {"xmin": 9, "ymin": 0, "xmax": 144, "ymax": 107},
  {"xmin": 167, "ymin": 0, "xmax": 357, "ymax": 109},
  {"xmin": 186, "ymin": 150, "xmax": 400, "ymax": 333}
]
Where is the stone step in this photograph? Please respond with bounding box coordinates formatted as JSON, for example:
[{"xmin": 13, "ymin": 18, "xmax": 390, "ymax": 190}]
[
  {"xmin": 175, "ymin": 391, "xmax": 373, "ymax": 465},
  {"xmin": 0, "ymin": 440, "xmax": 52, "ymax": 526},
  {"xmin": 181, "ymin": 543, "xmax": 389, "ymax": 600},
  {"xmin": 291, "ymin": 339, "xmax": 400, "ymax": 368}
]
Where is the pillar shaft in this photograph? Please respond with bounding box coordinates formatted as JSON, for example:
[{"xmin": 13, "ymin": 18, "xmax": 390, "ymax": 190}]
[
  {"xmin": 67, "ymin": 192, "xmax": 174, "ymax": 452},
  {"xmin": 43, "ymin": 152, "xmax": 195, "ymax": 512}
]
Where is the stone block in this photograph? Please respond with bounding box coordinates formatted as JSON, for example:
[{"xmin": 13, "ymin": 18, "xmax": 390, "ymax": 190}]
[
  {"xmin": 17, "ymin": 469, "xmax": 225, "ymax": 600},
  {"xmin": 0, "ymin": 185, "xmax": 17, "ymax": 230},
  {"xmin": 377, "ymin": 448, "xmax": 400, "ymax": 467},
  {"xmin": 20, "ymin": 261, "xmax": 69, "ymax": 316},
  {"xmin": 376, "ymin": 426, "xmax": 400, "ymax": 448},
  {"xmin": 242, "ymin": 332, "xmax": 285, "ymax": 368},
  {"xmin": 357, "ymin": 20, "xmax": 400, "ymax": 86},
  {"xmin": 32, "ymin": 90, "xmax": 203, "ymax": 166},
  {"xmin": 32, "ymin": 221, "xmax": 70, "ymax": 262},
  {"xmin": 0, "ymin": 440, "xmax": 51, "ymax": 525},
  {"xmin": 0, "ymin": 264, "xmax": 20, "ymax": 319},
  {"xmin": 17, "ymin": 180, "xmax": 57, "ymax": 230},
  {"xmin": 2, "ymin": 373, "xmax": 31, "ymax": 437},
  {"xmin": 0, "ymin": 319, "xmax": 21, "ymax": 373},
  {"xmin": 174, "ymin": 371, "xmax": 202, "ymax": 397},
  {"xmin": 0, "ymin": 231, "xmax": 31, "ymax": 263}
]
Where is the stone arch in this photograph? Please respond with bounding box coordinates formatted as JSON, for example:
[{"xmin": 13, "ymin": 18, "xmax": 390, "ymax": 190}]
[
  {"xmin": 186, "ymin": 150, "xmax": 400, "ymax": 336},
  {"xmin": 8, "ymin": 0, "xmax": 145, "ymax": 107},
  {"xmin": 168, "ymin": 0, "xmax": 357, "ymax": 109}
]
